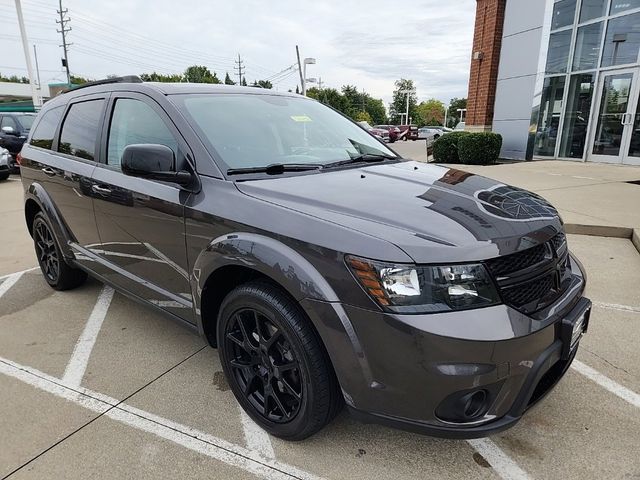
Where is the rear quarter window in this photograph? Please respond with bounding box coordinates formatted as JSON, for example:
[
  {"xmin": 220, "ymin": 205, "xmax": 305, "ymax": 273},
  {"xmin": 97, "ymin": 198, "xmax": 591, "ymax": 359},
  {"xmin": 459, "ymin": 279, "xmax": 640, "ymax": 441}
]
[{"xmin": 30, "ymin": 106, "xmax": 64, "ymax": 150}]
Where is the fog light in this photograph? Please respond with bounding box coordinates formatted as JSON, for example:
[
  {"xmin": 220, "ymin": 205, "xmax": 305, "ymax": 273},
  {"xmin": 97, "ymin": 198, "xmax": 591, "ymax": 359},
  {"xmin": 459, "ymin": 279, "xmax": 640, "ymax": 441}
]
[{"xmin": 435, "ymin": 388, "xmax": 492, "ymax": 423}]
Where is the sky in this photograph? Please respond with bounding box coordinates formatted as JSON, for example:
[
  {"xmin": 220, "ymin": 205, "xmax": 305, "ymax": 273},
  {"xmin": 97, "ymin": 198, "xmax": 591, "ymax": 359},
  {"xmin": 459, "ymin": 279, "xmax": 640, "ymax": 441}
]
[{"xmin": 0, "ymin": 0, "xmax": 475, "ymax": 108}]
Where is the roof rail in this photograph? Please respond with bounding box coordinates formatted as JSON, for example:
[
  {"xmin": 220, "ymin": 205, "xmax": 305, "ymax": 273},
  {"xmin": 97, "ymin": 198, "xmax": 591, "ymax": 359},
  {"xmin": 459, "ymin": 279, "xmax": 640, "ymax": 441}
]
[{"xmin": 61, "ymin": 75, "xmax": 143, "ymax": 94}]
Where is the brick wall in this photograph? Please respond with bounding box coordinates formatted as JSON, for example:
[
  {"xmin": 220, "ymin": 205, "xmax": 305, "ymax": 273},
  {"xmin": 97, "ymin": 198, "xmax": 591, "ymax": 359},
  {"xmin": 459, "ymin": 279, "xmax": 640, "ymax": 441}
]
[{"xmin": 466, "ymin": 0, "xmax": 506, "ymax": 131}]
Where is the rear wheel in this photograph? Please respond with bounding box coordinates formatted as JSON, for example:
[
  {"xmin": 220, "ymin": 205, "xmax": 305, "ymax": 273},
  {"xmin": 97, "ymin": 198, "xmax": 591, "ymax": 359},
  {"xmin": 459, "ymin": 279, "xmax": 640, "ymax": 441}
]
[
  {"xmin": 32, "ymin": 212, "xmax": 87, "ymax": 290},
  {"xmin": 0, "ymin": 172, "xmax": 8, "ymax": 181},
  {"xmin": 217, "ymin": 281, "xmax": 341, "ymax": 440}
]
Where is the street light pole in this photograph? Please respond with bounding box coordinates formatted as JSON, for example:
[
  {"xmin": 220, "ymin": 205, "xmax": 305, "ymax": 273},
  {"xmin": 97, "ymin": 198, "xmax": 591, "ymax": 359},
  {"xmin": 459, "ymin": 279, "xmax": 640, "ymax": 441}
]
[
  {"xmin": 14, "ymin": 0, "xmax": 41, "ymax": 110},
  {"xmin": 399, "ymin": 89, "xmax": 416, "ymax": 125},
  {"xmin": 302, "ymin": 57, "xmax": 316, "ymax": 96}
]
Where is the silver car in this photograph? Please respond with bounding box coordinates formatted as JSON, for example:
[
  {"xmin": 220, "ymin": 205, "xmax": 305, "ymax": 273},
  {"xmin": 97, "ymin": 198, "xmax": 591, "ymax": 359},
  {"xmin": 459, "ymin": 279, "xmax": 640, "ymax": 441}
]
[{"xmin": 0, "ymin": 148, "xmax": 10, "ymax": 181}]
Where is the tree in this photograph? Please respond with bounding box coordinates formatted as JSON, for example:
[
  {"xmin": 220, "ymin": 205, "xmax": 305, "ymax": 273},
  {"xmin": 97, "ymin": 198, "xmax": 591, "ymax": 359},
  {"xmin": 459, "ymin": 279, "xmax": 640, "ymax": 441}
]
[
  {"xmin": 140, "ymin": 72, "xmax": 183, "ymax": 82},
  {"xmin": 241, "ymin": 77, "xmax": 247, "ymax": 86},
  {"xmin": 389, "ymin": 79, "xmax": 418, "ymax": 125},
  {"xmin": 354, "ymin": 111, "xmax": 372, "ymax": 123},
  {"xmin": 0, "ymin": 74, "xmax": 30, "ymax": 84},
  {"xmin": 416, "ymin": 99, "xmax": 446, "ymax": 126},
  {"xmin": 184, "ymin": 65, "xmax": 220, "ymax": 84},
  {"xmin": 447, "ymin": 97, "xmax": 467, "ymax": 128},
  {"xmin": 366, "ymin": 98, "xmax": 387, "ymax": 125},
  {"xmin": 224, "ymin": 72, "xmax": 235, "ymax": 85},
  {"xmin": 69, "ymin": 75, "xmax": 92, "ymax": 85},
  {"xmin": 255, "ymin": 80, "xmax": 272, "ymax": 89}
]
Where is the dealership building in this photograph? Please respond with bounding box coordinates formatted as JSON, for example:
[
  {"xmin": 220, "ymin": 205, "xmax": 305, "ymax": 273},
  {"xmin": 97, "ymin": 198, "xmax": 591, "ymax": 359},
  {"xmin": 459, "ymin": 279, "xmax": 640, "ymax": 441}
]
[{"xmin": 466, "ymin": 0, "xmax": 640, "ymax": 165}]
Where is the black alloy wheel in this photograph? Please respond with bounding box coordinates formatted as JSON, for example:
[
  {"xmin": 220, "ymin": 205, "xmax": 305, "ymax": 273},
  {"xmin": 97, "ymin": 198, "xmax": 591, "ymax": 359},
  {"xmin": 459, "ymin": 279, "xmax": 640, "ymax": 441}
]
[
  {"xmin": 225, "ymin": 307, "xmax": 303, "ymax": 422},
  {"xmin": 32, "ymin": 212, "xmax": 87, "ymax": 290},
  {"xmin": 217, "ymin": 281, "xmax": 341, "ymax": 440},
  {"xmin": 34, "ymin": 216, "xmax": 60, "ymax": 283}
]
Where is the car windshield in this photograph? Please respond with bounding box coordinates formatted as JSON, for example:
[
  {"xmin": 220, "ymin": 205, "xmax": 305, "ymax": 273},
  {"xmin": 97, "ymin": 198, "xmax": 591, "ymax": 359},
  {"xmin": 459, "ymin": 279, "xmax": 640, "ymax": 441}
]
[
  {"xmin": 173, "ymin": 94, "xmax": 396, "ymax": 171},
  {"xmin": 18, "ymin": 115, "xmax": 35, "ymax": 130}
]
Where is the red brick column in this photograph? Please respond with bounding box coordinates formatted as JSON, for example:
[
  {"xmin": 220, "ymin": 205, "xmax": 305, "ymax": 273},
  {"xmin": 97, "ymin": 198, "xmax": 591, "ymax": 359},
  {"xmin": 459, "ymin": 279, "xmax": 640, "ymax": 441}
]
[{"xmin": 466, "ymin": 0, "xmax": 506, "ymax": 132}]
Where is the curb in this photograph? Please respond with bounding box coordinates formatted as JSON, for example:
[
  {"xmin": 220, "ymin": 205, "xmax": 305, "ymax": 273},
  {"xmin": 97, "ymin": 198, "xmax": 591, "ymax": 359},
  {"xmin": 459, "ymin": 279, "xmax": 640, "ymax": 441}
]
[{"xmin": 565, "ymin": 224, "xmax": 640, "ymax": 255}]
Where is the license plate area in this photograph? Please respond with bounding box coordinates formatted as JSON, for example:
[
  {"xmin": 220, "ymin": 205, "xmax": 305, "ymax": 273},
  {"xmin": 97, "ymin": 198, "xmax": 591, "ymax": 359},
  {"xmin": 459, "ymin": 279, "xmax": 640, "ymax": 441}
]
[{"xmin": 561, "ymin": 298, "xmax": 591, "ymax": 360}]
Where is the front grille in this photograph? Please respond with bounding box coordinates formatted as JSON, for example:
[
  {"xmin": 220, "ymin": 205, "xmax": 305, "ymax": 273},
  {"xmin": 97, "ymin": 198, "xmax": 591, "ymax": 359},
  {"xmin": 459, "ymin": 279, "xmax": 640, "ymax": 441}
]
[
  {"xmin": 485, "ymin": 243, "xmax": 548, "ymax": 277},
  {"xmin": 486, "ymin": 233, "xmax": 568, "ymax": 314}
]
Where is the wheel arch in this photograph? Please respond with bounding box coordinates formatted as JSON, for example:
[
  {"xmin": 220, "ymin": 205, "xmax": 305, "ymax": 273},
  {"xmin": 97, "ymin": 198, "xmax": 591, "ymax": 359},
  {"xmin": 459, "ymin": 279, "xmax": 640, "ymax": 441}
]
[
  {"xmin": 24, "ymin": 183, "xmax": 75, "ymax": 258},
  {"xmin": 193, "ymin": 232, "xmax": 340, "ymax": 347}
]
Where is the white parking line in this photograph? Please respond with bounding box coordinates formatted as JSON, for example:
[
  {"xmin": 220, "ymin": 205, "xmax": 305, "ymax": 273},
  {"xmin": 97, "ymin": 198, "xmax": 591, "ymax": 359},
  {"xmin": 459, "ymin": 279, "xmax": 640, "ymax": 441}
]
[
  {"xmin": 0, "ymin": 271, "xmax": 24, "ymax": 299},
  {"xmin": 239, "ymin": 408, "xmax": 275, "ymax": 458},
  {"xmin": 0, "ymin": 356, "xmax": 324, "ymax": 480},
  {"xmin": 0, "ymin": 266, "xmax": 38, "ymax": 282},
  {"xmin": 593, "ymin": 301, "xmax": 640, "ymax": 314},
  {"xmin": 466, "ymin": 439, "xmax": 532, "ymax": 480},
  {"xmin": 571, "ymin": 360, "xmax": 640, "ymax": 408},
  {"xmin": 61, "ymin": 286, "xmax": 115, "ymax": 387}
]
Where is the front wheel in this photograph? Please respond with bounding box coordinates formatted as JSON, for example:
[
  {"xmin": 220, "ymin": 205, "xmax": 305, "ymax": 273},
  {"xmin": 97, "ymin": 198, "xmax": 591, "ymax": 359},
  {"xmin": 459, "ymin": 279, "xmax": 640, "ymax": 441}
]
[
  {"xmin": 32, "ymin": 212, "xmax": 87, "ymax": 290},
  {"xmin": 217, "ymin": 281, "xmax": 341, "ymax": 440},
  {"xmin": 0, "ymin": 172, "xmax": 9, "ymax": 181}
]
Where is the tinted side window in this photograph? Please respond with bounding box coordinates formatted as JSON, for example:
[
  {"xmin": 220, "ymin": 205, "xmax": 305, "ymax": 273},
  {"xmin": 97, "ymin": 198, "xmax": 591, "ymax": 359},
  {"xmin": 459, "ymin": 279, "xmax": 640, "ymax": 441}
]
[
  {"xmin": 30, "ymin": 106, "xmax": 64, "ymax": 150},
  {"xmin": 1, "ymin": 116, "xmax": 18, "ymax": 130},
  {"xmin": 59, "ymin": 99, "xmax": 105, "ymax": 160},
  {"xmin": 107, "ymin": 98, "xmax": 177, "ymax": 169}
]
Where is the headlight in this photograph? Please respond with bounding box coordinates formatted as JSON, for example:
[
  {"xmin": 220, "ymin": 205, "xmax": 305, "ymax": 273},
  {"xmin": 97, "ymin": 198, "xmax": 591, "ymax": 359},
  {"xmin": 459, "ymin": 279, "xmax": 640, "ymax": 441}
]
[{"xmin": 346, "ymin": 256, "xmax": 500, "ymax": 313}]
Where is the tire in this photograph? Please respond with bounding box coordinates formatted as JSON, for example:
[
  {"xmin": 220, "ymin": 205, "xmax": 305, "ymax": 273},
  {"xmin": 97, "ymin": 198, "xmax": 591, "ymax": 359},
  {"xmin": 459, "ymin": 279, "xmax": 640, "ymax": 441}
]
[
  {"xmin": 0, "ymin": 172, "xmax": 9, "ymax": 181},
  {"xmin": 32, "ymin": 212, "xmax": 87, "ymax": 290},
  {"xmin": 217, "ymin": 280, "xmax": 342, "ymax": 440}
]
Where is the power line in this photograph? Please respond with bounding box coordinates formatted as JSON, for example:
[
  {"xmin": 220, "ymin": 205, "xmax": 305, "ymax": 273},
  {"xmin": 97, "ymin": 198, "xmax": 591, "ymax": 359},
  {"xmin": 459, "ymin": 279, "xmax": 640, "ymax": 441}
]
[{"xmin": 55, "ymin": 0, "xmax": 71, "ymax": 84}]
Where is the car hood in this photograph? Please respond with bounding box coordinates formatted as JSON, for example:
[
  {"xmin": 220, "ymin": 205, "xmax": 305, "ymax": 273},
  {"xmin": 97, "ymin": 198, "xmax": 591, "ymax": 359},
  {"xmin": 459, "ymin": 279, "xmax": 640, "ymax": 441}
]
[{"xmin": 235, "ymin": 161, "xmax": 564, "ymax": 263}]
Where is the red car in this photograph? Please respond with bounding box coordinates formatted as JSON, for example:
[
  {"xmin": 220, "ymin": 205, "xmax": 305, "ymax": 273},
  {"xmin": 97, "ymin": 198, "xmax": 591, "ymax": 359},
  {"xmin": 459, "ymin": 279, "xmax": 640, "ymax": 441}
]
[
  {"xmin": 397, "ymin": 124, "xmax": 419, "ymax": 141},
  {"xmin": 374, "ymin": 125, "xmax": 401, "ymax": 143}
]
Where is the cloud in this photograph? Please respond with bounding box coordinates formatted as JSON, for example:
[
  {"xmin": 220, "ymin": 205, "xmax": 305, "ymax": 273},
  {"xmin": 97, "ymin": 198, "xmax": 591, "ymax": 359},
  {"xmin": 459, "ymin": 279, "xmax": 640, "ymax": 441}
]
[{"xmin": 2, "ymin": 0, "xmax": 475, "ymax": 106}]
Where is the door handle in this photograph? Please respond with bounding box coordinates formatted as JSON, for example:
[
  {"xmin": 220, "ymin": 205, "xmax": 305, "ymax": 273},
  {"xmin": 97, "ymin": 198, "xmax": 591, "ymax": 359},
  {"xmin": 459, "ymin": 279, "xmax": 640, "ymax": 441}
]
[
  {"xmin": 42, "ymin": 167, "xmax": 56, "ymax": 177},
  {"xmin": 91, "ymin": 184, "xmax": 112, "ymax": 195}
]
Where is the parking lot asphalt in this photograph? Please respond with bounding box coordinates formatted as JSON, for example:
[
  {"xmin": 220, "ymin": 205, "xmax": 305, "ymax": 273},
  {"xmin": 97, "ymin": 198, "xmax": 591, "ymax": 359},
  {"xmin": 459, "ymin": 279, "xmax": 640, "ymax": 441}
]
[{"xmin": 1, "ymin": 175, "xmax": 639, "ymax": 479}]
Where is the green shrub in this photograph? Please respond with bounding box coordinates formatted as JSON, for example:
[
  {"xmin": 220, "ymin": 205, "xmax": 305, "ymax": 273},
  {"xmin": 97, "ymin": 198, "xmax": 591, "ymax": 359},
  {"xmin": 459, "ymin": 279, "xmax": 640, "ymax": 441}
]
[
  {"xmin": 458, "ymin": 132, "xmax": 503, "ymax": 165},
  {"xmin": 432, "ymin": 131, "xmax": 469, "ymax": 164}
]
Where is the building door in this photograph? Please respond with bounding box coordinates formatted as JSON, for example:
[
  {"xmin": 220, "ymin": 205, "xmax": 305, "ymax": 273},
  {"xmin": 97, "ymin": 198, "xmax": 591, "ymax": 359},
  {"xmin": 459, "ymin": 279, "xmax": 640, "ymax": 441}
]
[{"xmin": 589, "ymin": 68, "xmax": 640, "ymax": 165}]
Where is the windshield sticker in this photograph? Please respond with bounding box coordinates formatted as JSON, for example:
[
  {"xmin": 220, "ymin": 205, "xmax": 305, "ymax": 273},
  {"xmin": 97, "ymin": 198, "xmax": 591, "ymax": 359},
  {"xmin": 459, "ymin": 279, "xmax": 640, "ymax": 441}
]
[{"xmin": 291, "ymin": 115, "xmax": 312, "ymax": 122}]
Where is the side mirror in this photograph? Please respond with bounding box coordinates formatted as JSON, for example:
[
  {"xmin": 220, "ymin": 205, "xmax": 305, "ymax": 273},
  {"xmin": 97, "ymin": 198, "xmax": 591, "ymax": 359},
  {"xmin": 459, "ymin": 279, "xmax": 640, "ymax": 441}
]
[
  {"xmin": 121, "ymin": 144, "xmax": 192, "ymax": 185},
  {"xmin": 2, "ymin": 126, "xmax": 16, "ymax": 135}
]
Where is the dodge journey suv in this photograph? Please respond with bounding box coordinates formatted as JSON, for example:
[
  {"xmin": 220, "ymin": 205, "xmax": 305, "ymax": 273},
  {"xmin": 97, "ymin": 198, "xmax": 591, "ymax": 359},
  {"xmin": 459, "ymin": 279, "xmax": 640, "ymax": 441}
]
[{"xmin": 20, "ymin": 77, "xmax": 591, "ymax": 440}]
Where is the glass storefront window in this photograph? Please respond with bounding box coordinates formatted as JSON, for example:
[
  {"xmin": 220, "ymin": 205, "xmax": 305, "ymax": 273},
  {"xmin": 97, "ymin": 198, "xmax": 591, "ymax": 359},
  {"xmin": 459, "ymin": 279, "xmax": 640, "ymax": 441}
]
[
  {"xmin": 580, "ymin": 0, "xmax": 608, "ymax": 22},
  {"xmin": 610, "ymin": 0, "xmax": 640, "ymax": 15},
  {"xmin": 601, "ymin": 12, "xmax": 640, "ymax": 66},
  {"xmin": 534, "ymin": 77, "xmax": 566, "ymax": 156},
  {"xmin": 592, "ymin": 73, "xmax": 633, "ymax": 155},
  {"xmin": 546, "ymin": 31, "xmax": 572, "ymax": 73},
  {"xmin": 559, "ymin": 74, "xmax": 596, "ymax": 157},
  {"xmin": 573, "ymin": 22, "xmax": 604, "ymax": 70},
  {"xmin": 552, "ymin": 0, "xmax": 577, "ymax": 30}
]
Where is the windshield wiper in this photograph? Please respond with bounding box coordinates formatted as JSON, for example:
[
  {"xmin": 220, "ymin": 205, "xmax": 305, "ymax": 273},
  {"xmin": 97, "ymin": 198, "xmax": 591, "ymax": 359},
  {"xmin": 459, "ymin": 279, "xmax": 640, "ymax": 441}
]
[
  {"xmin": 323, "ymin": 153, "xmax": 397, "ymax": 169},
  {"xmin": 227, "ymin": 163, "xmax": 323, "ymax": 176}
]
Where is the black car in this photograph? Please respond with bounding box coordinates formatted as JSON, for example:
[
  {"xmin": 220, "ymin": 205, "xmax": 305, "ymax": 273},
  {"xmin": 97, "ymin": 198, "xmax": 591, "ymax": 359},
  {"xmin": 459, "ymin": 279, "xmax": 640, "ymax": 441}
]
[
  {"xmin": 0, "ymin": 112, "xmax": 35, "ymax": 173},
  {"xmin": 20, "ymin": 78, "xmax": 591, "ymax": 440}
]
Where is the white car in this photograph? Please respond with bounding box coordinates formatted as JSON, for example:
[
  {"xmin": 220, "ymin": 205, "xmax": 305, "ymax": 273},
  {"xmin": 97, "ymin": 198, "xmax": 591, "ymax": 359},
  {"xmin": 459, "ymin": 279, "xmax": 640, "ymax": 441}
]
[
  {"xmin": 417, "ymin": 127, "xmax": 443, "ymax": 142},
  {"xmin": 0, "ymin": 148, "xmax": 10, "ymax": 181},
  {"xmin": 454, "ymin": 121, "xmax": 466, "ymax": 131}
]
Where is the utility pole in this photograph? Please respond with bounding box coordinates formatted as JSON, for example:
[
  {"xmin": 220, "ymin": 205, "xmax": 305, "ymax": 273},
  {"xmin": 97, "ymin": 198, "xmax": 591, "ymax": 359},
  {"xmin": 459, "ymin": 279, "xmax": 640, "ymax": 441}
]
[
  {"xmin": 56, "ymin": 0, "xmax": 71, "ymax": 85},
  {"xmin": 33, "ymin": 44, "xmax": 42, "ymax": 106},
  {"xmin": 14, "ymin": 0, "xmax": 40, "ymax": 110},
  {"xmin": 295, "ymin": 46, "xmax": 304, "ymax": 95},
  {"xmin": 234, "ymin": 54, "xmax": 245, "ymax": 86}
]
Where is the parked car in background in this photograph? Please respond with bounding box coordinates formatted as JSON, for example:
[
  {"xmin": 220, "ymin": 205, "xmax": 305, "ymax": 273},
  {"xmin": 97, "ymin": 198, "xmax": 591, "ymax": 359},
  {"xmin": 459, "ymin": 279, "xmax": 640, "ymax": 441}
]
[
  {"xmin": 397, "ymin": 124, "xmax": 419, "ymax": 141},
  {"xmin": 454, "ymin": 121, "xmax": 466, "ymax": 131},
  {"xmin": 357, "ymin": 121, "xmax": 389, "ymax": 142},
  {"xmin": 0, "ymin": 147, "xmax": 10, "ymax": 181},
  {"xmin": 21, "ymin": 78, "xmax": 591, "ymax": 442},
  {"xmin": 0, "ymin": 112, "xmax": 35, "ymax": 173},
  {"xmin": 374, "ymin": 125, "xmax": 401, "ymax": 143},
  {"xmin": 418, "ymin": 127, "xmax": 444, "ymax": 142}
]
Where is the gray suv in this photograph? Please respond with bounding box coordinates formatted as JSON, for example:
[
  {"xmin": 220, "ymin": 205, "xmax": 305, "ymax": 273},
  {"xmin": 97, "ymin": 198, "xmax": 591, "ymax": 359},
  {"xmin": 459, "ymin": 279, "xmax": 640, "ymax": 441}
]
[{"xmin": 20, "ymin": 77, "xmax": 591, "ymax": 440}]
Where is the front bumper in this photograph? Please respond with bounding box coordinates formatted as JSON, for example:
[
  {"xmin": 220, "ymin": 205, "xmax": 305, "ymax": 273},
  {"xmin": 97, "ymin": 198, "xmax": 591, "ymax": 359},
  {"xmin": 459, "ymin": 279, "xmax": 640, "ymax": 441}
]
[{"xmin": 302, "ymin": 253, "xmax": 589, "ymax": 438}]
